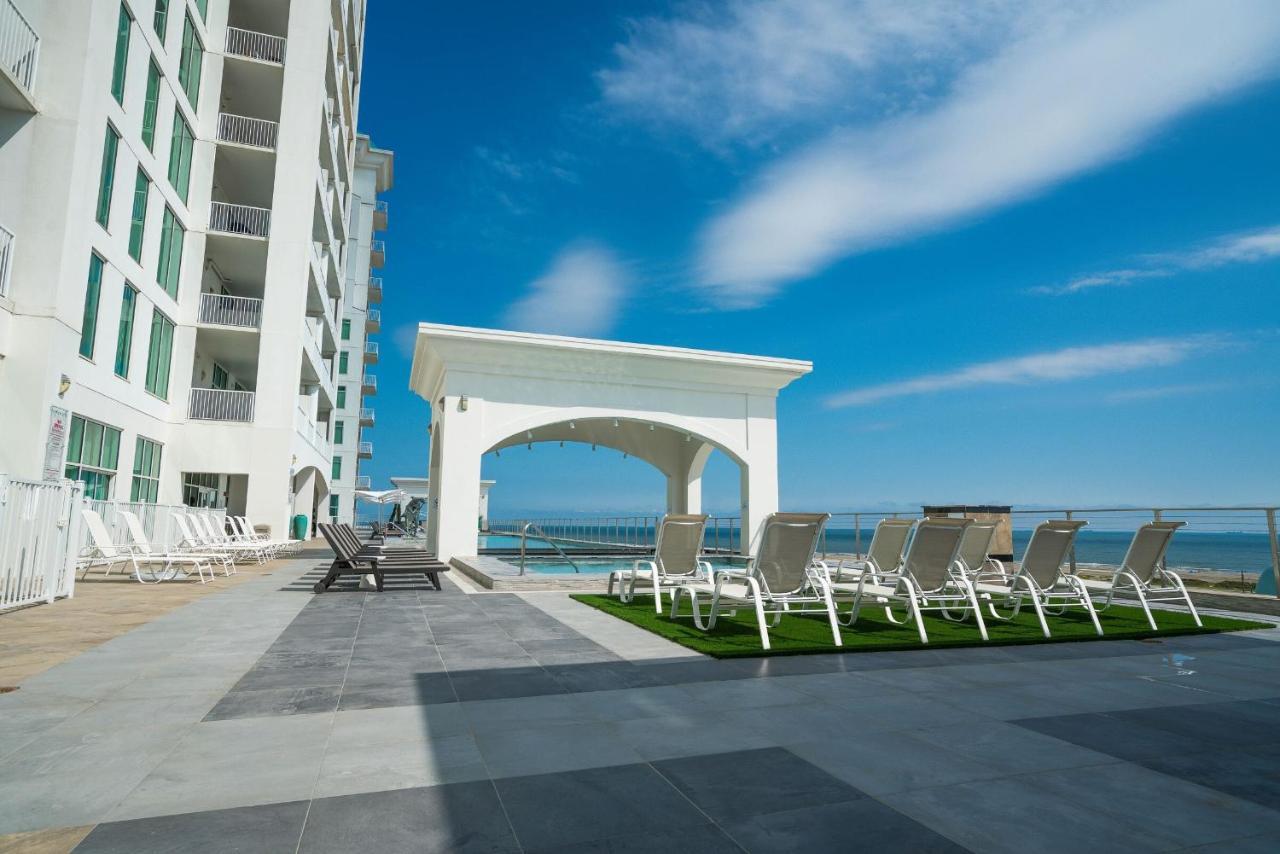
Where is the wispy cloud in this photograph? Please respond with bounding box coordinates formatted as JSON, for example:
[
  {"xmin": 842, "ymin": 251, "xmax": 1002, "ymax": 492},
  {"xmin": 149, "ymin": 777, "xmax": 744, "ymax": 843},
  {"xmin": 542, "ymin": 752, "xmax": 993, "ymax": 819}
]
[
  {"xmin": 825, "ymin": 335, "xmax": 1226, "ymax": 408},
  {"xmin": 1104, "ymin": 381, "xmax": 1232, "ymax": 404},
  {"xmin": 672, "ymin": 1, "xmax": 1280, "ymax": 308},
  {"xmin": 502, "ymin": 245, "xmax": 629, "ymax": 337},
  {"xmin": 1037, "ymin": 224, "xmax": 1280, "ymax": 295}
]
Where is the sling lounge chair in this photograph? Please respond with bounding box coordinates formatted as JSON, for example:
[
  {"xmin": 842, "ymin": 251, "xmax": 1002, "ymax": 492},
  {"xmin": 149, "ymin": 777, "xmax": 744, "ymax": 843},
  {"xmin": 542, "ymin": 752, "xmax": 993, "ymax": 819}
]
[
  {"xmin": 1075, "ymin": 521, "xmax": 1200, "ymax": 630},
  {"xmin": 973, "ymin": 520, "xmax": 1099, "ymax": 637},
  {"xmin": 830, "ymin": 517, "xmax": 989, "ymax": 643},
  {"xmin": 118, "ymin": 510, "xmax": 218, "ymax": 583},
  {"xmin": 832, "ymin": 518, "xmax": 915, "ymax": 582},
  {"xmin": 669, "ymin": 512, "xmax": 841, "ymax": 651},
  {"xmin": 608, "ymin": 514, "xmax": 711, "ymax": 613},
  {"xmin": 196, "ymin": 513, "xmax": 266, "ymax": 563},
  {"xmin": 77, "ymin": 509, "xmax": 140, "ymax": 580},
  {"xmin": 954, "ymin": 520, "xmax": 1006, "ymax": 578}
]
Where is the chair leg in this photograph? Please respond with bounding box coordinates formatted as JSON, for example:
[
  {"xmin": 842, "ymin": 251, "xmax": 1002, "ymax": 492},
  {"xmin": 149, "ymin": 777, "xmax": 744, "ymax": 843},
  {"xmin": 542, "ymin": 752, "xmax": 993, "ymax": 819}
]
[
  {"xmin": 652, "ymin": 573, "xmax": 663, "ymax": 614},
  {"xmin": 1133, "ymin": 585, "xmax": 1158, "ymax": 631},
  {"xmin": 751, "ymin": 595, "xmax": 771, "ymax": 650},
  {"xmin": 908, "ymin": 596, "xmax": 929, "ymax": 644}
]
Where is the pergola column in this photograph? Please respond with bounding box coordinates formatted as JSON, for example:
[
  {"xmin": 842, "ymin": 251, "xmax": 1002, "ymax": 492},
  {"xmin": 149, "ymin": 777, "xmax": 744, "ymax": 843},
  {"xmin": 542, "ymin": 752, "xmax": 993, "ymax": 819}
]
[
  {"xmin": 664, "ymin": 441, "xmax": 712, "ymax": 516},
  {"xmin": 739, "ymin": 396, "xmax": 779, "ymax": 555},
  {"xmin": 430, "ymin": 394, "xmax": 484, "ymax": 562}
]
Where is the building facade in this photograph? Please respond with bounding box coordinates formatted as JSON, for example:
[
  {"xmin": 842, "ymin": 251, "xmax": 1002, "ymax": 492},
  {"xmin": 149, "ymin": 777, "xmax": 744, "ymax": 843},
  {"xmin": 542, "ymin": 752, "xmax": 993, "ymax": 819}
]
[{"xmin": 0, "ymin": 0, "xmax": 391, "ymax": 536}]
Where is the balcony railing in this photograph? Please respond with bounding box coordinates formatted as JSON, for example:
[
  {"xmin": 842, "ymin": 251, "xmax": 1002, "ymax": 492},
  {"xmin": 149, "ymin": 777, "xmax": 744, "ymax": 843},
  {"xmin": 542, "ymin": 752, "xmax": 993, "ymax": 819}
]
[
  {"xmin": 189, "ymin": 388, "xmax": 255, "ymax": 422},
  {"xmin": 365, "ymin": 308, "xmax": 380, "ymax": 332},
  {"xmin": 358, "ymin": 441, "xmax": 372, "ymax": 459},
  {"xmin": 355, "ymin": 475, "xmax": 371, "ymax": 489},
  {"xmin": 363, "ymin": 340, "xmax": 378, "ymax": 364},
  {"xmin": 209, "ymin": 202, "xmax": 271, "ymax": 238},
  {"xmin": 0, "ymin": 224, "xmax": 13, "ymax": 299},
  {"xmin": 367, "ymin": 277, "xmax": 382, "ymax": 303},
  {"xmin": 362, "ymin": 373, "xmax": 376, "ymax": 395},
  {"xmin": 359, "ymin": 407, "xmax": 374, "ymax": 426},
  {"xmin": 225, "ymin": 27, "xmax": 286, "ymax": 64},
  {"xmin": 0, "ymin": 0, "xmax": 39, "ymax": 95},
  {"xmin": 217, "ymin": 113, "xmax": 278, "ymax": 149},
  {"xmin": 369, "ymin": 239, "xmax": 385, "ymax": 268},
  {"xmin": 198, "ymin": 292, "xmax": 262, "ymax": 328},
  {"xmin": 373, "ymin": 199, "xmax": 387, "ymax": 231}
]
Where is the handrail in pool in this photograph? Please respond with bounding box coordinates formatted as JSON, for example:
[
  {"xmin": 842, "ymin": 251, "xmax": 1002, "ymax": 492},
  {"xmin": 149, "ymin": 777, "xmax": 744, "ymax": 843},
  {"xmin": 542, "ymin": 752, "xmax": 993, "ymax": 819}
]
[{"xmin": 520, "ymin": 522, "xmax": 580, "ymax": 575}]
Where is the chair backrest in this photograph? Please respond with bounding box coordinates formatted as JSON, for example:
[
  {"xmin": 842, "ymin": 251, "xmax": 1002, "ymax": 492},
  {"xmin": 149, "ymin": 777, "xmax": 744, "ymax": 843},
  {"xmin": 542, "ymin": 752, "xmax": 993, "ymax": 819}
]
[
  {"xmin": 81, "ymin": 508, "xmax": 124, "ymax": 558},
  {"xmin": 189, "ymin": 514, "xmax": 215, "ymax": 543},
  {"xmin": 336, "ymin": 523, "xmax": 366, "ymax": 554},
  {"xmin": 202, "ymin": 514, "xmax": 227, "ymax": 541},
  {"xmin": 752, "ymin": 513, "xmax": 829, "ymax": 595},
  {"xmin": 171, "ymin": 512, "xmax": 197, "ymax": 546},
  {"xmin": 229, "ymin": 516, "xmax": 249, "ymax": 537},
  {"xmin": 1019, "ymin": 520, "xmax": 1087, "ymax": 588},
  {"xmin": 119, "ymin": 511, "xmax": 154, "ymax": 556},
  {"xmin": 900, "ymin": 517, "xmax": 971, "ymax": 592},
  {"xmin": 655, "ymin": 514, "xmax": 708, "ymax": 575},
  {"xmin": 1120, "ymin": 521, "xmax": 1185, "ymax": 583},
  {"xmin": 318, "ymin": 523, "xmax": 358, "ymax": 566},
  {"xmin": 956, "ymin": 522, "xmax": 998, "ymax": 574},
  {"xmin": 866, "ymin": 518, "xmax": 915, "ymax": 572}
]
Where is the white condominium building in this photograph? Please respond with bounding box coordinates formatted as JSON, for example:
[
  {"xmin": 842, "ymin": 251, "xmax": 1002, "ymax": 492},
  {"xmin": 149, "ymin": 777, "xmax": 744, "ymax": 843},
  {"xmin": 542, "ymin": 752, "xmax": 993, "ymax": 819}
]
[{"xmin": 0, "ymin": 0, "xmax": 393, "ymax": 536}]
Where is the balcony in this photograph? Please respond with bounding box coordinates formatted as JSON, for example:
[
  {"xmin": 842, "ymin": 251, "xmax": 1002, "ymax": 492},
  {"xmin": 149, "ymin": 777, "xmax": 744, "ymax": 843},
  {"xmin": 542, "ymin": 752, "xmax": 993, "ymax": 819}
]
[
  {"xmin": 225, "ymin": 27, "xmax": 286, "ymax": 65},
  {"xmin": 367, "ymin": 277, "xmax": 382, "ymax": 303},
  {"xmin": 217, "ymin": 113, "xmax": 278, "ymax": 150},
  {"xmin": 0, "ymin": 224, "xmax": 13, "ymax": 298},
  {"xmin": 209, "ymin": 202, "xmax": 271, "ymax": 239},
  {"xmin": 358, "ymin": 441, "xmax": 372, "ymax": 460},
  {"xmin": 0, "ymin": 0, "xmax": 38, "ymax": 112},
  {"xmin": 359, "ymin": 407, "xmax": 374, "ymax": 427},
  {"xmin": 198, "ymin": 292, "xmax": 262, "ymax": 328},
  {"xmin": 370, "ymin": 239, "xmax": 385, "ymax": 269},
  {"xmin": 354, "ymin": 475, "xmax": 371, "ymax": 489},
  {"xmin": 361, "ymin": 373, "xmax": 376, "ymax": 396},
  {"xmin": 363, "ymin": 340, "xmax": 378, "ymax": 365},
  {"xmin": 365, "ymin": 308, "xmax": 380, "ymax": 333},
  {"xmin": 189, "ymin": 388, "xmax": 255, "ymax": 422},
  {"xmin": 373, "ymin": 200, "xmax": 388, "ymax": 232}
]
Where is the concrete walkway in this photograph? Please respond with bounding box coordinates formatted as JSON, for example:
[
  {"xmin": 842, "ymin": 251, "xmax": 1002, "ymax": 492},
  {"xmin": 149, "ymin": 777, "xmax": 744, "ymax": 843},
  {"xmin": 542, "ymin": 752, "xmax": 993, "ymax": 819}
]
[{"xmin": 1, "ymin": 554, "xmax": 1279, "ymax": 852}]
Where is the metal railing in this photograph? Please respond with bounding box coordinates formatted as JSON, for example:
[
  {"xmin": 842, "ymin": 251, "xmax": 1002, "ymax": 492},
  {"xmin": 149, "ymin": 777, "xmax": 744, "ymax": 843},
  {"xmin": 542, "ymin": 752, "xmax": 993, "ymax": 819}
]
[
  {"xmin": 367, "ymin": 277, "xmax": 383, "ymax": 299},
  {"xmin": 355, "ymin": 475, "xmax": 371, "ymax": 489},
  {"xmin": 225, "ymin": 26, "xmax": 286, "ymax": 64},
  {"xmin": 488, "ymin": 515, "xmax": 741, "ymax": 554},
  {"xmin": 370, "ymin": 239, "xmax": 385, "ymax": 267},
  {"xmin": 357, "ymin": 441, "xmax": 372, "ymax": 457},
  {"xmin": 361, "ymin": 373, "xmax": 376, "ymax": 392},
  {"xmin": 519, "ymin": 522, "xmax": 578, "ymax": 575},
  {"xmin": 0, "ymin": 223, "xmax": 13, "ymax": 299},
  {"xmin": 217, "ymin": 113, "xmax": 278, "ymax": 149},
  {"xmin": 1, "ymin": 476, "xmax": 82, "ymax": 611},
  {"xmin": 0, "ymin": 0, "xmax": 39, "ymax": 94},
  {"xmin": 366, "ymin": 308, "xmax": 380, "ymax": 330},
  {"xmin": 359, "ymin": 407, "xmax": 374, "ymax": 425},
  {"xmin": 198, "ymin": 292, "xmax": 262, "ymax": 328},
  {"xmin": 188, "ymin": 387, "xmax": 255, "ymax": 422},
  {"xmin": 363, "ymin": 341, "xmax": 378, "ymax": 363},
  {"xmin": 209, "ymin": 201, "xmax": 271, "ymax": 238}
]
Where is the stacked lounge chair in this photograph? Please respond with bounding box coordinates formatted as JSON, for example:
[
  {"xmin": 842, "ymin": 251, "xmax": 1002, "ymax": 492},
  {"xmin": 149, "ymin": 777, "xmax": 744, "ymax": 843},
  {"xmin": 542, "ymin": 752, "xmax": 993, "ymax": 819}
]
[{"xmin": 314, "ymin": 522, "xmax": 450, "ymax": 593}]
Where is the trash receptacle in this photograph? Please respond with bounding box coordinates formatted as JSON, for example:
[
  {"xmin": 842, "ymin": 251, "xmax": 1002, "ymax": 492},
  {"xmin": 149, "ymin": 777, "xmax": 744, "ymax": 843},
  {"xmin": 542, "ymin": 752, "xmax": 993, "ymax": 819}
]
[{"xmin": 292, "ymin": 514, "xmax": 309, "ymax": 541}]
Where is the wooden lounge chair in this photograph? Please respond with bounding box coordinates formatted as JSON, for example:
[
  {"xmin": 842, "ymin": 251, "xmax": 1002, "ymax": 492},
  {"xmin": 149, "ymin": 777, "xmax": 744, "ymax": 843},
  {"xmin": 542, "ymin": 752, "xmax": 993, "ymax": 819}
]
[{"xmin": 315, "ymin": 523, "xmax": 449, "ymax": 593}]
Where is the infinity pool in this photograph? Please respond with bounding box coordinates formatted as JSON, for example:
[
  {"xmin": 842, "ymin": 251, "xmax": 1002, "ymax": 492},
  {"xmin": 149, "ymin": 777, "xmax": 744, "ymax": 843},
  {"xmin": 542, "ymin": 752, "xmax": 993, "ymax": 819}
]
[{"xmin": 514, "ymin": 556, "xmax": 744, "ymax": 575}]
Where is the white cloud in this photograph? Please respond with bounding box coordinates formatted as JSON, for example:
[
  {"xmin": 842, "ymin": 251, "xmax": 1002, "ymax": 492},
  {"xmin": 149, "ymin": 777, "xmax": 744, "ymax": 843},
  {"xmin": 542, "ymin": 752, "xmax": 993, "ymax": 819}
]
[
  {"xmin": 1104, "ymin": 382, "xmax": 1230, "ymax": 403},
  {"xmin": 825, "ymin": 335, "xmax": 1225, "ymax": 408},
  {"xmin": 1037, "ymin": 224, "xmax": 1280, "ymax": 295},
  {"xmin": 686, "ymin": 0, "xmax": 1280, "ymax": 307},
  {"xmin": 502, "ymin": 245, "xmax": 629, "ymax": 337}
]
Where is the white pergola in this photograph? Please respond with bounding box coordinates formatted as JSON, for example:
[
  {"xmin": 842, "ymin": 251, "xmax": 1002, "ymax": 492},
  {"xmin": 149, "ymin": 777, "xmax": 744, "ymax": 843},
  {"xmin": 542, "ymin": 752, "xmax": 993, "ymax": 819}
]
[{"xmin": 409, "ymin": 324, "xmax": 812, "ymax": 562}]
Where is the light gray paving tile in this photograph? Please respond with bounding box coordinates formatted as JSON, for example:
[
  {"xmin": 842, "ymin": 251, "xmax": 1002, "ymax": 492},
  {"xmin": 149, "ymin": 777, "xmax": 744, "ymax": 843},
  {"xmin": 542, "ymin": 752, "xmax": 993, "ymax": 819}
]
[
  {"xmin": 329, "ymin": 702, "xmax": 470, "ymax": 744},
  {"xmin": 314, "ymin": 733, "xmax": 488, "ymax": 798},
  {"xmin": 911, "ymin": 720, "xmax": 1119, "ymax": 775},
  {"xmin": 679, "ymin": 676, "xmax": 816, "ymax": 710},
  {"xmin": 787, "ymin": 730, "xmax": 1002, "ymax": 796},
  {"xmin": 612, "ymin": 712, "xmax": 777, "ymax": 761}
]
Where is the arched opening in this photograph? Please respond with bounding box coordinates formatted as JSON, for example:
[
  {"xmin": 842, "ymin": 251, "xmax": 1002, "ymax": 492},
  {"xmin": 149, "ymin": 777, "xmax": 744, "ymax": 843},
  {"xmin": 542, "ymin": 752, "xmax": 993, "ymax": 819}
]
[{"xmin": 291, "ymin": 464, "xmax": 330, "ymax": 538}]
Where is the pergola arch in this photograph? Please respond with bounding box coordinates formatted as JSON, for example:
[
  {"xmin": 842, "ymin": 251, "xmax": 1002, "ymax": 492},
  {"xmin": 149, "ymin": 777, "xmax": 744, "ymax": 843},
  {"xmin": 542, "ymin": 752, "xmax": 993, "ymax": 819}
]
[{"xmin": 411, "ymin": 324, "xmax": 810, "ymax": 561}]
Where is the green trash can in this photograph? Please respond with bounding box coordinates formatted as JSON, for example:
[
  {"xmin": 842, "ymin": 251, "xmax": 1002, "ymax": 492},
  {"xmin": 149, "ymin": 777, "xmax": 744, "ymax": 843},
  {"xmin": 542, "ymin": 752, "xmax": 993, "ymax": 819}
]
[{"xmin": 292, "ymin": 514, "xmax": 309, "ymax": 541}]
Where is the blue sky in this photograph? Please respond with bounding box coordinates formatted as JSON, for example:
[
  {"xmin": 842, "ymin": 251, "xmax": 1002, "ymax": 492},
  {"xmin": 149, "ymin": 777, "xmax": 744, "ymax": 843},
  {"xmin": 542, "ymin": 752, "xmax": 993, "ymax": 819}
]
[{"xmin": 355, "ymin": 0, "xmax": 1280, "ymax": 518}]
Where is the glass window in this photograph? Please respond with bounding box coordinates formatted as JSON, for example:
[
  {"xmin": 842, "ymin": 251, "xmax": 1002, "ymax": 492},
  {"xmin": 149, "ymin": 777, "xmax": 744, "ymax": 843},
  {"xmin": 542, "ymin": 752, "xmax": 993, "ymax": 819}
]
[
  {"xmin": 182, "ymin": 472, "xmax": 223, "ymax": 508},
  {"xmin": 141, "ymin": 60, "xmax": 161, "ymax": 150},
  {"xmin": 114, "ymin": 284, "xmax": 137, "ymax": 378},
  {"xmin": 96, "ymin": 125, "xmax": 121, "ymax": 228},
  {"xmin": 211, "ymin": 363, "xmax": 228, "ymax": 389},
  {"xmin": 333, "ymin": 421, "xmax": 344, "ymax": 444},
  {"xmin": 80, "ymin": 254, "xmax": 105, "ymax": 359},
  {"xmin": 128, "ymin": 169, "xmax": 150, "ymax": 261},
  {"xmin": 110, "ymin": 4, "xmax": 132, "ymax": 103},
  {"xmin": 144, "ymin": 308, "xmax": 175, "ymax": 399},
  {"xmin": 341, "ymin": 318, "xmax": 351, "ymax": 340},
  {"xmin": 338, "ymin": 351, "xmax": 349, "ymax": 374},
  {"xmin": 131, "ymin": 436, "xmax": 163, "ymax": 502},
  {"xmin": 156, "ymin": 206, "xmax": 184, "ymax": 298},
  {"xmin": 167, "ymin": 112, "xmax": 195, "ymax": 202},
  {"xmin": 194, "ymin": 0, "xmax": 208, "ymax": 21},
  {"xmin": 329, "ymin": 494, "xmax": 339, "ymax": 519},
  {"xmin": 336, "ymin": 385, "xmax": 346, "ymax": 408},
  {"xmin": 153, "ymin": 0, "xmax": 168, "ymax": 39},
  {"xmin": 65, "ymin": 414, "xmax": 121, "ymax": 500},
  {"xmin": 178, "ymin": 13, "xmax": 204, "ymax": 107},
  {"xmin": 331, "ymin": 457, "xmax": 341, "ymax": 480}
]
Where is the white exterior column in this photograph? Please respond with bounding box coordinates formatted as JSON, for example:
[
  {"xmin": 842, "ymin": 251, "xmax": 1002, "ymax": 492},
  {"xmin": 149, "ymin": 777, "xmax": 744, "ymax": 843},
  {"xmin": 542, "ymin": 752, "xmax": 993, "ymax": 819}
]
[
  {"xmin": 432, "ymin": 395, "xmax": 484, "ymax": 561},
  {"xmin": 664, "ymin": 441, "xmax": 712, "ymax": 515},
  {"xmin": 740, "ymin": 395, "xmax": 780, "ymax": 555}
]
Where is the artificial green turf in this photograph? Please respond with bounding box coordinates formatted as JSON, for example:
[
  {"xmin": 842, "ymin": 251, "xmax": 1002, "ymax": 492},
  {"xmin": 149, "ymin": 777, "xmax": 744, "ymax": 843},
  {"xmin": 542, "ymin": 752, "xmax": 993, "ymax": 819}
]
[{"xmin": 570, "ymin": 594, "xmax": 1270, "ymax": 658}]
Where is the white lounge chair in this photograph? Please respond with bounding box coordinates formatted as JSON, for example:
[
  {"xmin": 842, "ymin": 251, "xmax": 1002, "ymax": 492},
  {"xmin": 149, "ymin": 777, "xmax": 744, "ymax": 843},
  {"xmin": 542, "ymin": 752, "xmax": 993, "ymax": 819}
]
[
  {"xmin": 77, "ymin": 509, "xmax": 139, "ymax": 579},
  {"xmin": 195, "ymin": 513, "xmax": 266, "ymax": 564},
  {"xmin": 175, "ymin": 513, "xmax": 250, "ymax": 567},
  {"xmin": 831, "ymin": 517, "xmax": 989, "ymax": 643},
  {"xmin": 831, "ymin": 518, "xmax": 915, "ymax": 582},
  {"xmin": 232, "ymin": 516, "xmax": 297, "ymax": 555},
  {"xmin": 1076, "ymin": 521, "xmax": 1200, "ymax": 630},
  {"xmin": 669, "ymin": 512, "xmax": 841, "ymax": 651},
  {"xmin": 973, "ymin": 520, "xmax": 1100, "ymax": 637},
  {"xmin": 608, "ymin": 514, "xmax": 711, "ymax": 613},
  {"xmin": 954, "ymin": 520, "xmax": 1006, "ymax": 578},
  {"xmin": 118, "ymin": 510, "xmax": 217, "ymax": 584}
]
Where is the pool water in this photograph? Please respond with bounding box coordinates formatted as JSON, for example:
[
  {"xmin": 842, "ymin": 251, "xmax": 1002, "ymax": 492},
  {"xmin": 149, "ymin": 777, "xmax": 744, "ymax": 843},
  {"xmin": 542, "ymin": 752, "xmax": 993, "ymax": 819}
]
[{"xmin": 515, "ymin": 556, "xmax": 744, "ymax": 575}]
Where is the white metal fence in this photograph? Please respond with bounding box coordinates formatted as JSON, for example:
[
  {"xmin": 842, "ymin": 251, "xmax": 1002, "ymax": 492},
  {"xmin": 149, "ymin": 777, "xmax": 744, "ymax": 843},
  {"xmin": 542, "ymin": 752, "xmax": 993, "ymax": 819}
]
[
  {"xmin": 189, "ymin": 387, "xmax": 256, "ymax": 422},
  {"xmin": 82, "ymin": 500, "xmax": 226, "ymax": 556},
  {"xmin": 198, "ymin": 292, "xmax": 262, "ymax": 328},
  {"xmin": 217, "ymin": 113, "xmax": 278, "ymax": 149},
  {"xmin": 0, "ymin": 223, "xmax": 13, "ymax": 298},
  {"xmin": 0, "ymin": 0, "xmax": 38, "ymax": 94},
  {"xmin": 225, "ymin": 26, "xmax": 286, "ymax": 64},
  {"xmin": 0, "ymin": 477, "xmax": 82, "ymax": 611},
  {"xmin": 209, "ymin": 202, "xmax": 271, "ymax": 238}
]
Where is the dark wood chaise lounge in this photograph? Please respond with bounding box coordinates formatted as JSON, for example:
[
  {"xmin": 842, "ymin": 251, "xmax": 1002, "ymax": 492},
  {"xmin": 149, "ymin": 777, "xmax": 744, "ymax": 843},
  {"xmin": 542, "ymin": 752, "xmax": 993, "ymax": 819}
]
[{"xmin": 315, "ymin": 523, "xmax": 450, "ymax": 593}]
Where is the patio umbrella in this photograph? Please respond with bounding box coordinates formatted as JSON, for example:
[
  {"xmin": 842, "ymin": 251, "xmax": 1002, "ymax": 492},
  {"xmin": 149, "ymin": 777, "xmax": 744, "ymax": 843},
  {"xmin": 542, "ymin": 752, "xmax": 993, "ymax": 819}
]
[{"xmin": 354, "ymin": 489, "xmax": 409, "ymax": 529}]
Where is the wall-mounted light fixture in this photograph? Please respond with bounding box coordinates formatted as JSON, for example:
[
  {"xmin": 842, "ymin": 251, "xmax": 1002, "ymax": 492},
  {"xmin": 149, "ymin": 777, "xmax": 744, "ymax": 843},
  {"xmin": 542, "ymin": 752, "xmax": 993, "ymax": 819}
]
[
  {"xmin": 458, "ymin": 395, "xmax": 469, "ymax": 412},
  {"xmin": 58, "ymin": 375, "xmax": 72, "ymax": 397}
]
